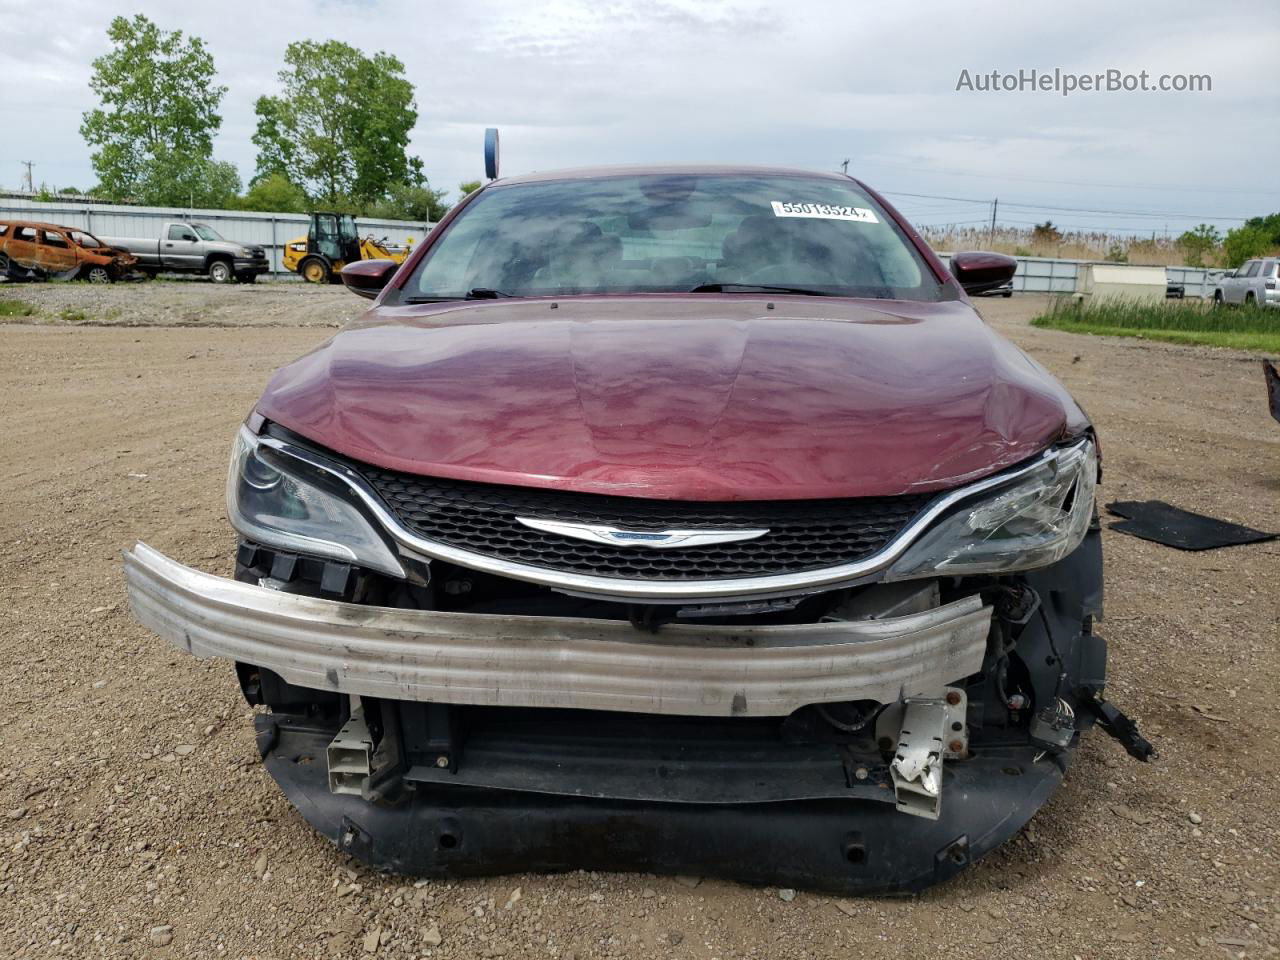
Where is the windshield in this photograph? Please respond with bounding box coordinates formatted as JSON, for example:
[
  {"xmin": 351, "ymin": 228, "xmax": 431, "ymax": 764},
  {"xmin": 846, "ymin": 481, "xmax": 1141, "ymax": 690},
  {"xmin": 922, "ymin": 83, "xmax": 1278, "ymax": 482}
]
[
  {"xmin": 191, "ymin": 223, "xmax": 224, "ymax": 242},
  {"xmin": 404, "ymin": 174, "xmax": 942, "ymax": 301},
  {"xmin": 69, "ymin": 230, "xmax": 102, "ymax": 247}
]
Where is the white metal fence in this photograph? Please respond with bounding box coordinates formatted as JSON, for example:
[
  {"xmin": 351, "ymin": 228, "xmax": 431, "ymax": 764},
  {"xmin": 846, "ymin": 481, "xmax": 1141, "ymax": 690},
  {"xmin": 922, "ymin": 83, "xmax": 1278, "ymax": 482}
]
[
  {"xmin": 0, "ymin": 197, "xmax": 1229, "ymax": 294},
  {"xmin": 0, "ymin": 198, "xmax": 433, "ymax": 274},
  {"xmin": 936, "ymin": 253, "xmax": 1227, "ymax": 298}
]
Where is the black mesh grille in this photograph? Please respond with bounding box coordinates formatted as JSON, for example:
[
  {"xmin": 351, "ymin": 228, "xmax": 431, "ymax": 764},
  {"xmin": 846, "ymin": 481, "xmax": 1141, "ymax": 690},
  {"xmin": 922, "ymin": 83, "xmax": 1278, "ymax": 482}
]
[{"xmin": 356, "ymin": 465, "xmax": 936, "ymax": 581}]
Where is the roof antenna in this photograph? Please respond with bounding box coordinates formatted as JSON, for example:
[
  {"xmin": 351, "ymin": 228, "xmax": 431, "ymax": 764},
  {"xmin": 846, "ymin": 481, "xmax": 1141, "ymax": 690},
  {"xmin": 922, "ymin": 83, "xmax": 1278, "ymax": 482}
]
[
  {"xmin": 840, "ymin": 159, "xmax": 850, "ymax": 175},
  {"xmin": 484, "ymin": 128, "xmax": 500, "ymax": 180}
]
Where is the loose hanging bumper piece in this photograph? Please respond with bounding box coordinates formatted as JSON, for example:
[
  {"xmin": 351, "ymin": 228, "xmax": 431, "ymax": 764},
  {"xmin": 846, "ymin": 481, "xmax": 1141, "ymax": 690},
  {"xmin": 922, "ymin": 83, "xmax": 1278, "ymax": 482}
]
[{"xmin": 1079, "ymin": 693, "xmax": 1157, "ymax": 762}]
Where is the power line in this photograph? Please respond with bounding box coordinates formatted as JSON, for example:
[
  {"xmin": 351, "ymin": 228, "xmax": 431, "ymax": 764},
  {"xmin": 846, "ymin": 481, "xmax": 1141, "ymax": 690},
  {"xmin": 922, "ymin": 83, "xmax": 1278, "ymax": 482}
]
[
  {"xmin": 998, "ymin": 199, "xmax": 1247, "ymax": 222},
  {"xmin": 987, "ymin": 217, "xmax": 1185, "ymax": 234},
  {"xmin": 910, "ymin": 218, "xmax": 994, "ymax": 227},
  {"xmin": 879, "ymin": 188, "xmax": 1251, "ymax": 223},
  {"xmin": 853, "ymin": 155, "xmax": 1280, "ymax": 197},
  {"xmin": 882, "ymin": 189, "xmax": 990, "ymax": 205}
]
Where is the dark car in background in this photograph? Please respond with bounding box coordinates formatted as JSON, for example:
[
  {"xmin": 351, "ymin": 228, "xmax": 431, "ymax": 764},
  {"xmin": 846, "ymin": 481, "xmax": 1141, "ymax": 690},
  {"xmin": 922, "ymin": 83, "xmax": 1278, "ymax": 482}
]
[{"xmin": 125, "ymin": 166, "xmax": 1150, "ymax": 894}]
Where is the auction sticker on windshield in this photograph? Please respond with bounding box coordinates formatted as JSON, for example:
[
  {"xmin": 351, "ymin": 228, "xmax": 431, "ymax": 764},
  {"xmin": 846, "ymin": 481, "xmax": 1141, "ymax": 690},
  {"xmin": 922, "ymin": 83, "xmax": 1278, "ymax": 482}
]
[{"xmin": 770, "ymin": 201, "xmax": 879, "ymax": 223}]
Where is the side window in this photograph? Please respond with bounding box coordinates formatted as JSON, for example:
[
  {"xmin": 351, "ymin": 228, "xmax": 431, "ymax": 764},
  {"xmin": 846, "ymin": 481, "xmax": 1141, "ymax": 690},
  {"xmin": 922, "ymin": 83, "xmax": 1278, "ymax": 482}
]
[
  {"xmin": 1243, "ymin": 261, "xmax": 1261, "ymax": 278},
  {"xmin": 0, "ymin": 223, "xmax": 8, "ymax": 237},
  {"xmin": 16, "ymin": 227, "xmax": 38, "ymax": 242},
  {"xmin": 42, "ymin": 230, "xmax": 69, "ymax": 248},
  {"xmin": 168, "ymin": 224, "xmax": 195, "ymax": 241},
  {"xmin": 1265, "ymin": 262, "xmax": 1279, "ymax": 279},
  {"xmin": 313, "ymin": 215, "xmax": 342, "ymax": 260}
]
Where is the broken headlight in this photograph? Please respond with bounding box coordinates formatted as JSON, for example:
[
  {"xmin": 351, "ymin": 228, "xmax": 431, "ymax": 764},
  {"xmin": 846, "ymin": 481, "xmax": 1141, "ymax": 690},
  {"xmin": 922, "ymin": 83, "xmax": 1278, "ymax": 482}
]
[
  {"xmin": 884, "ymin": 438, "xmax": 1096, "ymax": 580},
  {"xmin": 226, "ymin": 426, "xmax": 405, "ymax": 578}
]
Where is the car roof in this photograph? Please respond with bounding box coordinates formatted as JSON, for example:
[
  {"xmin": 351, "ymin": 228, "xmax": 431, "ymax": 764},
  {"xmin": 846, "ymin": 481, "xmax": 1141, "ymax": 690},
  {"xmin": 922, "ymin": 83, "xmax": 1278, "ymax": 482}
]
[
  {"xmin": 492, "ymin": 164, "xmax": 856, "ymax": 187},
  {"xmin": 0, "ymin": 220, "xmax": 86, "ymax": 232}
]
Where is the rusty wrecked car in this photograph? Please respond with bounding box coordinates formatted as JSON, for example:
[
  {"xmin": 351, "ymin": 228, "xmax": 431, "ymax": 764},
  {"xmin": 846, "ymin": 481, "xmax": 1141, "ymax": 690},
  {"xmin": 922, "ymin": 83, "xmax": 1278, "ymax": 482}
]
[
  {"xmin": 124, "ymin": 165, "xmax": 1153, "ymax": 894},
  {"xmin": 0, "ymin": 220, "xmax": 137, "ymax": 283}
]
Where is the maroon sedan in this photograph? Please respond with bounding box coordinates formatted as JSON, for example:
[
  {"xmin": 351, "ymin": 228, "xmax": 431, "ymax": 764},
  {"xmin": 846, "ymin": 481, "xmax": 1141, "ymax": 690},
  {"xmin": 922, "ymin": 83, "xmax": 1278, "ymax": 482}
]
[{"xmin": 125, "ymin": 166, "xmax": 1151, "ymax": 893}]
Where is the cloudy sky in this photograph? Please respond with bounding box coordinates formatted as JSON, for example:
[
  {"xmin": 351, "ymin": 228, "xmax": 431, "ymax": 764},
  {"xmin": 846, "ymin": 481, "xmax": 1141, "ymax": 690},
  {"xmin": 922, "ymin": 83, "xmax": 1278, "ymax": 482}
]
[{"xmin": 2, "ymin": 0, "xmax": 1276, "ymax": 235}]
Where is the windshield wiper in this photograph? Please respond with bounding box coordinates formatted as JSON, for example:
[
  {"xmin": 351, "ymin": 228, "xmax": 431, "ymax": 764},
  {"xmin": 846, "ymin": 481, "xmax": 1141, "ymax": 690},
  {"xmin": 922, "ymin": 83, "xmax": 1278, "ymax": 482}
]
[
  {"xmin": 402, "ymin": 288, "xmax": 516, "ymax": 304},
  {"xmin": 688, "ymin": 282, "xmax": 835, "ymax": 297}
]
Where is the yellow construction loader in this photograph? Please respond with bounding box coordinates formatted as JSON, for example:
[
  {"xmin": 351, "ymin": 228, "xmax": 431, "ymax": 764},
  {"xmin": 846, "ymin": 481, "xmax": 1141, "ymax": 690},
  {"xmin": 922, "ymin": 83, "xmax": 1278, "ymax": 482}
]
[{"xmin": 282, "ymin": 212, "xmax": 414, "ymax": 283}]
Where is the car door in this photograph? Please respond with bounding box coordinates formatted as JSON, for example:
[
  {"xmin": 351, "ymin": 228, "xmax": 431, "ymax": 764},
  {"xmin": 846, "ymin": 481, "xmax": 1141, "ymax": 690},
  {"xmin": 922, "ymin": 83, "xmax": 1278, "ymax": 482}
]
[
  {"xmin": 5, "ymin": 225, "xmax": 42, "ymax": 270},
  {"xmin": 1220, "ymin": 264, "xmax": 1240, "ymax": 303},
  {"xmin": 312, "ymin": 214, "xmax": 343, "ymax": 263},
  {"xmin": 1237, "ymin": 260, "xmax": 1261, "ymax": 303},
  {"xmin": 163, "ymin": 223, "xmax": 200, "ymax": 269},
  {"xmin": 38, "ymin": 229, "xmax": 80, "ymax": 275}
]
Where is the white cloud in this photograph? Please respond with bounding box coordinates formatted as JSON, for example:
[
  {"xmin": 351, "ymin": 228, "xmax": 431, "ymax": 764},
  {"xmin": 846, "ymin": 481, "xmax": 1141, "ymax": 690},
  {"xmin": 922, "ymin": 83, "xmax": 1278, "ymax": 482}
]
[{"xmin": 0, "ymin": 0, "xmax": 1275, "ymax": 231}]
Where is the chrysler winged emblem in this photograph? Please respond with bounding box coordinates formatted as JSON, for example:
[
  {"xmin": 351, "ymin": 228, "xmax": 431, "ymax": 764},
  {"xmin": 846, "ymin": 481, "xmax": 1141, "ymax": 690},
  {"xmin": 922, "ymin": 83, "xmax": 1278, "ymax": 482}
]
[{"xmin": 515, "ymin": 517, "xmax": 769, "ymax": 549}]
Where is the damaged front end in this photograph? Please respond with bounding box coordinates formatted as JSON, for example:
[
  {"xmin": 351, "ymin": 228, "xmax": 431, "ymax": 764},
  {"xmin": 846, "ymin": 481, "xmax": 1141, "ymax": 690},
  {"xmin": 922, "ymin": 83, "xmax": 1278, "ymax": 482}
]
[{"xmin": 123, "ymin": 421, "xmax": 1152, "ymax": 895}]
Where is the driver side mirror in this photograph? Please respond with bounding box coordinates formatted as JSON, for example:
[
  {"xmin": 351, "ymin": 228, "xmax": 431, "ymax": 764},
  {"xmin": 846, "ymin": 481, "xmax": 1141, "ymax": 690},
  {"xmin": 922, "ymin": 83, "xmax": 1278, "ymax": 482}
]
[
  {"xmin": 341, "ymin": 258, "xmax": 398, "ymax": 300},
  {"xmin": 950, "ymin": 251, "xmax": 1017, "ymax": 295}
]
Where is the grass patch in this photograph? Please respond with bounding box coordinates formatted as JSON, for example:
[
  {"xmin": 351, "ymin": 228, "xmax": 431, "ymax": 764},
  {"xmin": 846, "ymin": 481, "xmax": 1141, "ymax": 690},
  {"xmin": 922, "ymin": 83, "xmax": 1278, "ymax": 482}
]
[
  {"xmin": 1032, "ymin": 298, "xmax": 1280, "ymax": 353},
  {"xmin": 0, "ymin": 298, "xmax": 37, "ymax": 318},
  {"xmin": 58, "ymin": 308, "xmax": 89, "ymax": 323}
]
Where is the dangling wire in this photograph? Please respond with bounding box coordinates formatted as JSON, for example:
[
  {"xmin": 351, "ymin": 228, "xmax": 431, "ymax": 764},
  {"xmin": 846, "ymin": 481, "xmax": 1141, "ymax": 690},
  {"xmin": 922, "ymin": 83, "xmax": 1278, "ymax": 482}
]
[{"xmin": 816, "ymin": 703, "xmax": 877, "ymax": 733}]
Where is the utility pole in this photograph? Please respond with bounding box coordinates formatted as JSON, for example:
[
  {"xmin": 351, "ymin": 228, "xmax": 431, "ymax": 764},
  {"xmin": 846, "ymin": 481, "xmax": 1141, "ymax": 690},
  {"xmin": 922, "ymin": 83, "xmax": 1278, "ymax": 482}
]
[
  {"xmin": 21, "ymin": 161, "xmax": 34, "ymax": 193},
  {"xmin": 840, "ymin": 158, "xmax": 850, "ymax": 175},
  {"xmin": 988, "ymin": 197, "xmax": 998, "ymax": 245}
]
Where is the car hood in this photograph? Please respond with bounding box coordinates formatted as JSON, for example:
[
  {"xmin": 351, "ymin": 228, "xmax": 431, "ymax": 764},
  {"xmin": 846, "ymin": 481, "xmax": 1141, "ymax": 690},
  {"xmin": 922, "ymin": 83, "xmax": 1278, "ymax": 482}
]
[{"xmin": 256, "ymin": 296, "xmax": 1087, "ymax": 500}]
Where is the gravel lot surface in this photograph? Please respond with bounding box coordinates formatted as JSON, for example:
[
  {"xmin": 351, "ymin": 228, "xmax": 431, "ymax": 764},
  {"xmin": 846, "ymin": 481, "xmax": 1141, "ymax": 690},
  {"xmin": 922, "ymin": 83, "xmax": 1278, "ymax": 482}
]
[
  {"xmin": 0, "ymin": 278, "xmax": 357, "ymax": 327},
  {"xmin": 0, "ymin": 290, "xmax": 1277, "ymax": 959}
]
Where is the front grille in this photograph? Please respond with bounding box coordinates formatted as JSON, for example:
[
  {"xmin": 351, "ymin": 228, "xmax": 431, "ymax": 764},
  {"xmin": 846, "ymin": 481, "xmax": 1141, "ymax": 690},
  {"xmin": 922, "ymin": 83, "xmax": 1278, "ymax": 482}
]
[{"xmin": 357, "ymin": 466, "xmax": 936, "ymax": 581}]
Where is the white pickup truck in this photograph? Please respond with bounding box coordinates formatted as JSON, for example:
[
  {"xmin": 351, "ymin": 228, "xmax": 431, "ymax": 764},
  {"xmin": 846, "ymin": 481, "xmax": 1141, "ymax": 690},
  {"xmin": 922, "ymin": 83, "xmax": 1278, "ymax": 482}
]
[{"xmin": 100, "ymin": 221, "xmax": 269, "ymax": 283}]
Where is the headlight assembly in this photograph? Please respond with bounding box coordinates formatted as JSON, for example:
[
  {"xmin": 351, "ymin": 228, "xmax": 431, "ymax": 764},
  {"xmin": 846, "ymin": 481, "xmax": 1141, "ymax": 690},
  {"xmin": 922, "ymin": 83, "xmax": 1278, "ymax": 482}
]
[
  {"xmin": 884, "ymin": 438, "xmax": 1097, "ymax": 581},
  {"xmin": 226, "ymin": 427, "xmax": 405, "ymax": 578}
]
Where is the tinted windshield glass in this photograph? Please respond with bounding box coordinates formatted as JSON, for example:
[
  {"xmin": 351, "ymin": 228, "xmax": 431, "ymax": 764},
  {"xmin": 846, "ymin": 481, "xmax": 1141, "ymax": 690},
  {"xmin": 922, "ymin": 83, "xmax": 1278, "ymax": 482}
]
[
  {"xmin": 192, "ymin": 224, "xmax": 224, "ymax": 241},
  {"xmin": 406, "ymin": 174, "xmax": 941, "ymax": 301}
]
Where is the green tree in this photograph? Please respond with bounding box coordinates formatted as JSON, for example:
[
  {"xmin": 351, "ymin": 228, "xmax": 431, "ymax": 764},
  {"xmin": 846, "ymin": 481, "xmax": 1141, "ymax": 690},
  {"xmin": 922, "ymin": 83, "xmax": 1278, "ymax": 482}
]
[
  {"xmin": 1243, "ymin": 212, "xmax": 1280, "ymax": 243},
  {"xmin": 1176, "ymin": 223, "xmax": 1220, "ymax": 267},
  {"xmin": 458, "ymin": 180, "xmax": 482, "ymax": 200},
  {"xmin": 252, "ymin": 40, "xmax": 423, "ymax": 206},
  {"xmin": 1031, "ymin": 220, "xmax": 1062, "ymax": 244},
  {"xmin": 1222, "ymin": 224, "xmax": 1275, "ymax": 268},
  {"xmin": 1103, "ymin": 242, "xmax": 1128, "ymax": 263},
  {"xmin": 366, "ymin": 182, "xmax": 448, "ymax": 222},
  {"xmin": 236, "ymin": 172, "xmax": 309, "ymax": 213},
  {"xmin": 145, "ymin": 158, "xmax": 241, "ymax": 208},
  {"xmin": 80, "ymin": 15, "xmax": 230, "ymax": 205}
]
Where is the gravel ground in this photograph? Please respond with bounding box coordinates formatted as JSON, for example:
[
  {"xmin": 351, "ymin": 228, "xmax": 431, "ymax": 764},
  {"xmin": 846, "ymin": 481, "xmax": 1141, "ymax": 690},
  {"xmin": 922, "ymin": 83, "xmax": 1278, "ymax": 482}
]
[
  {"xmin": 0, "ymin": 290, "xmax": 1277, "ymax": 959},
  {"xmin": 0, "ymin": 277, "xmax": 357, "ymax": 327}
]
